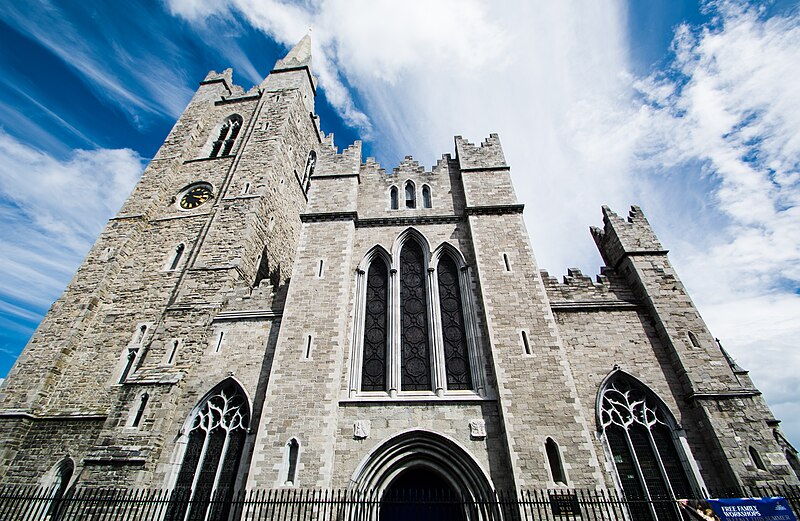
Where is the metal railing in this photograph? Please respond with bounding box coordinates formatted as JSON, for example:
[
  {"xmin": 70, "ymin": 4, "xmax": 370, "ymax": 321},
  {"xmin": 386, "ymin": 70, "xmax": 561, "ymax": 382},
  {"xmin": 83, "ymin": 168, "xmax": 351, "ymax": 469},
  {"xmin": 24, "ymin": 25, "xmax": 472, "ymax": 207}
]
[{"xmin": 0, "ymin": 485, "xmax": 797, "ymax": 521}]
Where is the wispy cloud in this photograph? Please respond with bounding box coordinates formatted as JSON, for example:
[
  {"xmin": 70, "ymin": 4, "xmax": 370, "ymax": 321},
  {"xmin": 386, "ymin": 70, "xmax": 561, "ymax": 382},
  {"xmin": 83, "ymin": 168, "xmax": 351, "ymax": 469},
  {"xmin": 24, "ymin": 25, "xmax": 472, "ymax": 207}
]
[
  {"xmin": 0, "ymin": 130, "xmax": 143, "ymax": 316},
  {"xmin": 0, "ymin": 1, "xmax": 195, "ymax": 126},
  {"xmin": 624, "ymin": 1, "xmax": 800, "ymax": 440}
]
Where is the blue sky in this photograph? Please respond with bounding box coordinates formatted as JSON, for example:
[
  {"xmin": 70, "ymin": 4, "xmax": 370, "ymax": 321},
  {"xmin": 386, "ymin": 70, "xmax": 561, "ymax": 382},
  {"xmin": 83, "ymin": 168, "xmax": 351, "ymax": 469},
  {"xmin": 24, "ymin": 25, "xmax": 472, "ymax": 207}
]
[{"xmin": 1, "ymin": 0, "xmax": 799, "ymax": 448}]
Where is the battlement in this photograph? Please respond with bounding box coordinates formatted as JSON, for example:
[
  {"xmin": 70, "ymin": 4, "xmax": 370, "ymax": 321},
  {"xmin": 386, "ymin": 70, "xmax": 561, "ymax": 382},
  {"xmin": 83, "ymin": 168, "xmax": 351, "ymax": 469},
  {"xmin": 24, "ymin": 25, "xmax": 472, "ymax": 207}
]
[
  {"xmin": 316, "ymin": 138, "xmax": 362, "ymax": 177},
  {"xmin": 541, "ymin": 267, "xmax": 636, "ymax": 306},
  {"xmin": 590, "ymin": 205, "xmax": 665, "ymax": 268},
  {"xmin": 455, "ymin": 133, "xmax": 507, "ymax": 170}
]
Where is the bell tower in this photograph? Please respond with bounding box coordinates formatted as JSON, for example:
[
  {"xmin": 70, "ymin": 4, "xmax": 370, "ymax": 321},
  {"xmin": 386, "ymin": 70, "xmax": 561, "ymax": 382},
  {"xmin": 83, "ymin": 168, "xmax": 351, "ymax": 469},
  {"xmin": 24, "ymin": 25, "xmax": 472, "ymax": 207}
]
[{"xmin": 0, "ymin": 36, "xmax": 322, "ymax": 490}]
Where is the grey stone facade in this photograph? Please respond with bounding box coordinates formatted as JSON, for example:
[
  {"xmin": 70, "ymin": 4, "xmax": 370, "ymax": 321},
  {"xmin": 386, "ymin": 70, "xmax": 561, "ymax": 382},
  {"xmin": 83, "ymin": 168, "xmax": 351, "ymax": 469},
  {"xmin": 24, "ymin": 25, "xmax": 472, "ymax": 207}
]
[{"xmin": 1, "ymin": 36, "xmax": 797, "ymax": 505}]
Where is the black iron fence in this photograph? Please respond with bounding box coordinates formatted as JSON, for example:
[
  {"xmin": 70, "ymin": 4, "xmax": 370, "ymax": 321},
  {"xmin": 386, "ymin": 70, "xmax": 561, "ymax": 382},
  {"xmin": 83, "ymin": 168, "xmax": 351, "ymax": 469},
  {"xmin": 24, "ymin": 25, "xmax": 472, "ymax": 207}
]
[{"xmin": 0, "ymin": 485, "xmax": 798, "ymax": 521}]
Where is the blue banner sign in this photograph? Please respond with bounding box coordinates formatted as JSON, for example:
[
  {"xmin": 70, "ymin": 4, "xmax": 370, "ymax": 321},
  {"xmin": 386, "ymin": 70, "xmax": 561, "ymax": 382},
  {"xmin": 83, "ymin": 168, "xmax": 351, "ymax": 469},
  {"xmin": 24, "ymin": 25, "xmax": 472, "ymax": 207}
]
[{"xmin": 707, "ymin": 498, "xmax": 797, "ymax": 521}]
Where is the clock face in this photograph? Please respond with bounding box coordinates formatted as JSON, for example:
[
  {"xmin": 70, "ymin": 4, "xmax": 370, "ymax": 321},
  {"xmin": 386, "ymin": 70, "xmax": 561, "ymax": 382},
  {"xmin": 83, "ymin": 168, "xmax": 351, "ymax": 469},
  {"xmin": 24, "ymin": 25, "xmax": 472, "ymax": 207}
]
[{"xmin": 179, "ymin": 184, "xmax": 212, "ymax": 209}]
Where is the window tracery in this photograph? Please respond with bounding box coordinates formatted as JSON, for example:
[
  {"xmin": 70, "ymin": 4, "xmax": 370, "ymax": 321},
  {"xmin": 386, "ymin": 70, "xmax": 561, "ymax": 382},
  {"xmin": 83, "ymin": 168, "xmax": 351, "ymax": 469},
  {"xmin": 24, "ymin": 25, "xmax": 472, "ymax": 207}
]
[
  {"xmin": 167, "ymin": 380, "xmax": 249, "ymax": 521},
  {"xmin": 600, "ymin": 375, "xmax": 695, "ymax": 521},
  {"xmin": 361, "ymin": 257, "xmax": 388, "ymax": 391},
  {"xmin": 438, "ymin": 254, "xmax": 471, "ymax": 390},
  {"xmin": 352, "ymin": 233, "xmax": 484, "ymax": 397},
  {"xmin": 209, "ymin": 114, "xmax": 243, "ymax": 158},
  {"xmin": 400, "ymin": 240, "xmax": 431, "ymax": 390}
]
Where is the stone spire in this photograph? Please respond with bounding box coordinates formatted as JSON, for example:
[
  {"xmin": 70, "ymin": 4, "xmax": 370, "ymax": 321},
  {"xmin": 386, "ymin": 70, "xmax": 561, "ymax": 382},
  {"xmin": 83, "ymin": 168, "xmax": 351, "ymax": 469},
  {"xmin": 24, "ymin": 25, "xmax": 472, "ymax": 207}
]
[{"xmin": 274, "ymin": 33, "xmax": 312, "ymax": 71}]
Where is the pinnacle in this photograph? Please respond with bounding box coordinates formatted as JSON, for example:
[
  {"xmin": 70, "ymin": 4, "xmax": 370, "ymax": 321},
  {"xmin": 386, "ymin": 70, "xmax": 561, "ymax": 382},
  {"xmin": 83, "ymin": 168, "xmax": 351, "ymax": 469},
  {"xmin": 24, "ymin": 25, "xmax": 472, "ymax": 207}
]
[{"xmin": 275, "ymin": 33, "xmax": 312, "ymax": 71}]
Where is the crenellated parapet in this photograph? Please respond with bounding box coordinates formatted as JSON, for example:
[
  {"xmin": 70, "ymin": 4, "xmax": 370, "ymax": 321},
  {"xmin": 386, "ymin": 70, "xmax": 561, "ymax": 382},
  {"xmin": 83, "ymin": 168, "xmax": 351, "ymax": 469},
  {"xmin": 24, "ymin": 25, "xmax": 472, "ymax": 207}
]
[
  {"xmin": 455, "ymin": 134, "xmax": 507, "ymax": 171},
  {"xmin": 541, "ymin": 267, "xmax": 638, "ymax": 310},
  {"xmin": 590, "ymin": 205, "xmax": 665, "ymax": 268}
]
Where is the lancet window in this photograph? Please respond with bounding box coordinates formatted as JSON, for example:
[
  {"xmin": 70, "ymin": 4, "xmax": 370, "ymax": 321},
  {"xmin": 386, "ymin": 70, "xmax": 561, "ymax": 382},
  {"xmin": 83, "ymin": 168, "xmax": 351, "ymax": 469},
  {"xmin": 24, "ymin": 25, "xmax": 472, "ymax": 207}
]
[
  {"xmin": 404, "ymin": 181, "xmax": 416, "ymax": 208},
  {"xmin": 390, "ymin": 186, "xmax": 399, "ymax": 209},
  {"xmin": 350, "ymin": 232, "xmax": 483, "ymax": 397},
  {"xmin": 301, "ymin": 151, "xmax": 316, "ymax": 193},
  {"xmin": 599, "ymin": 374, "xmax": 696, "ymax": 521},
  {"xmin": 209, "ymin": 114, "xmax": 243, "ymax": 158},
  {"xmin": 166, "ymin": 380, "xmax": 249, "ymax": 521}
]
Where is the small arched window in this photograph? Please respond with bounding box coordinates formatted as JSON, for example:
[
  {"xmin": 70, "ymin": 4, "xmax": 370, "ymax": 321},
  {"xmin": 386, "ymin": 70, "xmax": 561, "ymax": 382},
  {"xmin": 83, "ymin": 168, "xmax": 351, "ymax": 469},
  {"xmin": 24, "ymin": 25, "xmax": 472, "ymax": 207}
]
[
  {"xmin": 119, "ymin": 348, "xmax": 137, "ymax": 384},
  {"xmin": 286, "ymin": 438, "xmax": 300, "ymax": 485},
  {"xmin": 390, "ymin": 186, "xmax": 399, "ymax": 210},
  {"xmin": 132, "ymin": 392, "xmax": 149, "ymax": 428},
  {"xmin": 253, "ymin": 246, "xmax": 270, "ymax": 288},
  {"xmin": 404, "ymin": 181, "xmax": 416, "ymax": 209},
  {"xmin": 169, "ymin": 244, "xmax": 185, "ymax": 271},
  {"xmin": 545, "ymin": 438, "xmax": 567, "ymax": 484},
  {"xmin": 210, "ymin": 114, "xmax": 243, "ymax": 158},
  {"xmin": 422, "ymin": 185, "xmax": 432, "ymax": 208},
  {"xmin": 687, "ymin": 331, "xmax": 700, "ymax": 348},
  {"xmin": 749, "ymin": 446, "xmax": 766, "ymax": 470},
  {"xmin": 46, "ymin": 458, "xmax": 75, "ymax": 520},
  {"xmin": 302, "ymin": 151, "xmax": 316, "ymax": 193}
]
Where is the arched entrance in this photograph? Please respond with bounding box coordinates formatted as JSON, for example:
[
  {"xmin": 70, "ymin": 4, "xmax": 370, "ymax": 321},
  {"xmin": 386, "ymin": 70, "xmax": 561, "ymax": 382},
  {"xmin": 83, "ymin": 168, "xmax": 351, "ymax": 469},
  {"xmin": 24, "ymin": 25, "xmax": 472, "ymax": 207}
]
[
  {"xmin": 380, "ymin": 466, "xmax": 466, "ymax": 521},
  {"xmin": 350, "ymin": 429, "xmax": 499, "ymax": 521}
]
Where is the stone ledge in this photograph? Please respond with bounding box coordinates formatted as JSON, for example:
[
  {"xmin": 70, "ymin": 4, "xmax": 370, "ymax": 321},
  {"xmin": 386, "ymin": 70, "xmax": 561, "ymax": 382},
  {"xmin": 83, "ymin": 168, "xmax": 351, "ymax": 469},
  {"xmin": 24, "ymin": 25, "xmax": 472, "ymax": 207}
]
[
  {"xmin": 464, "ymin": 204, "xmax": 524, "ymax": 216},
  {"xmin": 213, "ymin": 309, "xmax": 283, "ymax": 322},
  {"xmin": 550, "ymin": 300, "xmax": 640, "ymax": 311}
]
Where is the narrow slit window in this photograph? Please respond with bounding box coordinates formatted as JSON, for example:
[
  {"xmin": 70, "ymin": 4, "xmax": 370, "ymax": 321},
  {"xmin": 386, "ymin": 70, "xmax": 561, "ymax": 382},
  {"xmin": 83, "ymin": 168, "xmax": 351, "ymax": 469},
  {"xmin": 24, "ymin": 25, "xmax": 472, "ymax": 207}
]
[
  {"xmin": 546, "ymin": 438, "xmax": 567, "ymax": 484},
  {"xmin": 305, "ymin": 335, "xmax": 313, "ymax": 359},
  {"xmin": 749, "ymin": 446, "xmax": 766, "ymax": 470},
  {"xmin": 390, "ymin": 186, "xmax": 399, "ymax": 210},
  {"xmin": 318, "ymin": 260, "xmax": 324, "ymax": 278},
  {"xmin": 687, "ymin": 331, "xmax": 700, "ymax": 348},
  {"xmin": 254, "ymin": 247, "xmax": 270, "ymax": 288},
  {"xmin": 503, "ymin": 253, "xmax": 511, "ymax": 272},
  {"xmin": 286, "ymin": 439, "xmax": 300, "ymax": 485},
  {"xmin": 132, "ymin": 393, "xmax": 149, "ymax": 427},
  {"xmin": 422, "ymin": 185, "xmax": 432, "ymax": 208},
  {"xmin": 243, "ymin": 182, "xmax": 250, "ymax": 195},
  {"xmin": 404, "ymin": 181, "xmax": 416, "ymax": 208},
  {"xmin": 521, "ymin": 331, "xmax": 531, "ymax": 355},
  {"xmin": 119, "ymin": 349, "xmax": 137, "ymax": 383},
  {"xmin": 215, "ymin": 332, "xmax": 225, "ymax": 353},
  {"xmin": 169, "ymin": 244, "xmax": 185, "ymax": 271},
  {"xmin": 167, "ymin": 340, "xmax": 179, "ymax": 365},
  {"xmin": 135, "ymin": 324, "xmax": 148, "ymax": 344}
]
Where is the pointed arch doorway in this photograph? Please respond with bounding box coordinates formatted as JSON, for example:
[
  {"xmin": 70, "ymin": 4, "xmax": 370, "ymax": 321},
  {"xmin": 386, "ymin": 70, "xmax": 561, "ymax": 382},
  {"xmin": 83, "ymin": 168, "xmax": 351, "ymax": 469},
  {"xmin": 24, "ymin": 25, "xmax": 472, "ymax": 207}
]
[
  {"xmin": 350, "ymin": 429, "xmax": 499, "ymax": 521},
  {"xmin": 381, "ymin": 466, "xmax": 466, "ymax": 521}
]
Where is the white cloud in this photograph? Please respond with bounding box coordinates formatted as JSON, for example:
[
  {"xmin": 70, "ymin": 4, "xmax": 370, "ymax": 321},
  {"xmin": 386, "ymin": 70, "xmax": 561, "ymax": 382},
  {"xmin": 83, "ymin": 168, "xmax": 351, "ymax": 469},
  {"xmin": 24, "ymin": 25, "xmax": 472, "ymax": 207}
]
[
  {"xmin": 0, "ymin": 131, "xmax": 143, "ymax": 313},
  {"xmin": 0, "ymin": 2, "xmax": 195, "ymax": 124},
  {"xmin": 628, "ymin": 2, "xmax": 800, "ymax": 445}
]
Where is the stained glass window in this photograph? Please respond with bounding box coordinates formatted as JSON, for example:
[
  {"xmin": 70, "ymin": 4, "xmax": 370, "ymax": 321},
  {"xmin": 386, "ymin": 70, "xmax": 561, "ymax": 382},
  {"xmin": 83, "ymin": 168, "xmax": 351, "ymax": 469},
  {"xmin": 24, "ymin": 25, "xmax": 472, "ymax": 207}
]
[
  {"xmin": 166, "ymin": 381, "xmax": 249, "ymax": 521},
  {"xmin": 600, "ymin": 377, "xmax": 694, "ymax": 521},
  {"xmin": 362, "ymin": 257, "xmax": 388, "ymax": 391},
  {"xmin": 400, "ymin": 240, "xmax": 431, "ymax": 390},
  {"xmin": 437, "ymin": 255, "xmax": 471, "ymax": 390}
]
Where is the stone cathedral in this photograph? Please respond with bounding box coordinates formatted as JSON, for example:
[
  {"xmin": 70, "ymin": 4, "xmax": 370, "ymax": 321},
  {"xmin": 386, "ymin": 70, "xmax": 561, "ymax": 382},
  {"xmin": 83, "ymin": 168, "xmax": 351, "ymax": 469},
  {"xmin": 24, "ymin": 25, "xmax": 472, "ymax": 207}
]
[{"xmin": 0, "ymin": 35, "xmax": 798, "ymax": 516}]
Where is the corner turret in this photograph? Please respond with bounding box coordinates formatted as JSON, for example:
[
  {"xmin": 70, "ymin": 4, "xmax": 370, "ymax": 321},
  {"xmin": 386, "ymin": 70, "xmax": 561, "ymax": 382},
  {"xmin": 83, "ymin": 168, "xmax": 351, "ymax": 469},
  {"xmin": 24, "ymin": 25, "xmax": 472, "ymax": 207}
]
[{"xmin": 590, "ymin": 205, "xmax": 665, "ymax": 268}]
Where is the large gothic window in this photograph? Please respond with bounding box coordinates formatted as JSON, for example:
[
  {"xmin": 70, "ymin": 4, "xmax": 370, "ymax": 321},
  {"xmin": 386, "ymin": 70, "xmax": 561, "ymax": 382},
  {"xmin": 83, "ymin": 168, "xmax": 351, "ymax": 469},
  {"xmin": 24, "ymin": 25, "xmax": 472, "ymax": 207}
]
[
  {"xmin": 166, "ymin": 380, "xmax": 249, "ymax": 521},
  {"xmin": 353, "ymin": 234, "xmax": 484, "ymax": 397},
  {"xmin": 209, "ymin": 114, "xmax": 243, "ymax": 158},
  {"xmin": 600, "ymin": 375, "xmax": 695, "ymax": 521},
  {"xmin": 361, "ymin": 257, "xmax": 388, "ymax": 391},
  {"xmin": 437, "ymin": 254, "xmax": 471, "ymax": 390},
  {"xmin": 400, "ymin": 240, "xmax": 431, "ymax": 390}
]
